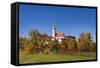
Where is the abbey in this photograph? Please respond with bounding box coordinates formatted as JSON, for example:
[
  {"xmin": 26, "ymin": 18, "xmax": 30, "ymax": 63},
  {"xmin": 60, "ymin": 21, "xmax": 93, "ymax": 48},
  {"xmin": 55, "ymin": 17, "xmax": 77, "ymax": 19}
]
[
  {"xmin": 52, "ymin": 24, "xmax": 65, "ymax": 42},
  {"xmin": 51, "ymin": 24, "xmax": 76, "ymax": 43}
]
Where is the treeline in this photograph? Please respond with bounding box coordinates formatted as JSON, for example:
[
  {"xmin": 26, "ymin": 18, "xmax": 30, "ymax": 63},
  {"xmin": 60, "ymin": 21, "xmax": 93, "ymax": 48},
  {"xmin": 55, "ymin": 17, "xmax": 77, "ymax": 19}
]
[{"xmin": 19, "ymin": 29, "xmax": 96, "ymax": 55}]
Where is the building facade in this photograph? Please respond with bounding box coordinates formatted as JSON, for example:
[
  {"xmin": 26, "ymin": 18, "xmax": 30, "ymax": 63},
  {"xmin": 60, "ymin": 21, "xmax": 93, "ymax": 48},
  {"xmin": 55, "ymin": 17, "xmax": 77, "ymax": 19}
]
[{"xmin": 52, "ymin": 25, "xmax": 65, "ymax": 42}]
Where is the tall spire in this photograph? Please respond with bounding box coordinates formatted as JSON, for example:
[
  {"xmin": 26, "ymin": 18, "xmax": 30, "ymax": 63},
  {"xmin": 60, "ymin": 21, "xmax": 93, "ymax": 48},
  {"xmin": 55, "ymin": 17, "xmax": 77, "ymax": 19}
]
[{"xmin": 52, "ymin": 24, "xmax": 56, "ymax": 37}]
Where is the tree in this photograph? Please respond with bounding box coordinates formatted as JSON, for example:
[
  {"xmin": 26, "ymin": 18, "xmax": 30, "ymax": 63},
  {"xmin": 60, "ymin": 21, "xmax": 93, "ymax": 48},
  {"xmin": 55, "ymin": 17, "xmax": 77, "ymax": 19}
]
[
  {"xmin": 65, "ymin": 36, "xmax": 77, "ymax": 49},
  {"xmin": 28, "ymin": 29, "xmax": 43, "ymax": 53},
  {"xmin": 24, "ymin": 41, "xmax": 40, "ymax": 54},
  {"xmin": 91, "ymin": 42, "xmax": 96, "ymax": 52},
  {"xmin": 19, "ymin": 37, "xmax": 26, "ymax": 50},
  {"xmin": 25, "ymin": 42, "xmax": 34, "ymax": 54},
  {"xmin": 28, "ymin": 29, "xmax": 40, "ymax": 42},
  {"xmin": 77, "ymin": 32, "xmax": 93, "ymax": 52},
  {"xmin": 49, "ymin": 41, "xmax": 61, "ymax": 53}
]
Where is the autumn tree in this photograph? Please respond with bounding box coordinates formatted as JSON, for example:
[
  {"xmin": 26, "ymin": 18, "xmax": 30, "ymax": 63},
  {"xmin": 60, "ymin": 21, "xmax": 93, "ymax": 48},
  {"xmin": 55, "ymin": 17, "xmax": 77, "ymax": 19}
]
[
  {"xmin": 65, "ymin": 36, "xmax": 77, "ymax": 49},
  {"xmin": 49, "ymin": 41, "xmax": 61, "ymax": 53},
  {"xmin": 91, "ymin": 42, "xmax": 96, "ymax": 52},
  {"xmin": 77, "ymin": 32, "xmax": 93, "ymax": 52},
  {"xmin": 27, "ymin": 29, "xmax": 50, "ymax": 54},
  {"xmin": 19, "ymin": 37, "xmax": 26, "ymax": 50}
]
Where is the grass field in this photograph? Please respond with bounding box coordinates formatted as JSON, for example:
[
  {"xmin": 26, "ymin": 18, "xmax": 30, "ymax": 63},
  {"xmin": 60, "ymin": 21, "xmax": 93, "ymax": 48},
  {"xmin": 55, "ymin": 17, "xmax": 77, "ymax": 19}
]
[{"xmin": 19, "ymin": 52, "xmax": 96, "ymax": 64}]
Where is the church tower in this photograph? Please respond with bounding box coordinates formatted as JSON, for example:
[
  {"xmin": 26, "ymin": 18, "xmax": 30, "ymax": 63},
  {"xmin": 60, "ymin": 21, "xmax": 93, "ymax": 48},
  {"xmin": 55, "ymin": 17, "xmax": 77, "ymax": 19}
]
[{"xmin": 52, "ymin": 24, "xmax": 56, "ymax": 38}]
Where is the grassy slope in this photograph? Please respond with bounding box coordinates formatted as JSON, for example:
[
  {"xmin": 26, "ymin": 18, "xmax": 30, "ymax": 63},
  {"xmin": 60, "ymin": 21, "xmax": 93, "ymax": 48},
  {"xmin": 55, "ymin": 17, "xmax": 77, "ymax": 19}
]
[{"xmin": 19, "ymin": 52, "xmax": 96, "ymax": 64}]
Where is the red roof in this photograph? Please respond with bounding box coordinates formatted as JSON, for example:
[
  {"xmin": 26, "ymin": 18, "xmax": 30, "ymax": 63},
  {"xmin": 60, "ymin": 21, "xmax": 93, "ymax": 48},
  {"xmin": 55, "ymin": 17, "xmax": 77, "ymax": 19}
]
[{"xmin": 56, "ymin": 33, "xmax": 64, "ymax": 37}]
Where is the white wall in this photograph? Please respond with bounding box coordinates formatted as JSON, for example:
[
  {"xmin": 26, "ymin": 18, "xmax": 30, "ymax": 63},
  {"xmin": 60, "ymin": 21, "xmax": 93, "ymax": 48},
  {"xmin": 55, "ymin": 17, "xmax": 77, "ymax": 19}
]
[{"xmin": 0, "ymin": 0, "xmax": 99, "ymax": 68}]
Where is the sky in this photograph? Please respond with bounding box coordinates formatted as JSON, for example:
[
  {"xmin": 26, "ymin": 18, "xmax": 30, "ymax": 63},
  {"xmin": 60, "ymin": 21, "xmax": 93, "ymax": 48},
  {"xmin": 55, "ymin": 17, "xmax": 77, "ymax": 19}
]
[{"xmin": 19, "ymin": 4, "xmax": 96, "ymax": 41}]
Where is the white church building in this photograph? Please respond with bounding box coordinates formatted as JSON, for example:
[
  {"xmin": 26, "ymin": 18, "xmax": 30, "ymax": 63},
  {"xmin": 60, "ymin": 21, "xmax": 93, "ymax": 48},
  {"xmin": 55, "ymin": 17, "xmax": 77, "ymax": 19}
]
[{"xmin": 52, "ymin": 25, "xmax": 65, "ymax": 42}]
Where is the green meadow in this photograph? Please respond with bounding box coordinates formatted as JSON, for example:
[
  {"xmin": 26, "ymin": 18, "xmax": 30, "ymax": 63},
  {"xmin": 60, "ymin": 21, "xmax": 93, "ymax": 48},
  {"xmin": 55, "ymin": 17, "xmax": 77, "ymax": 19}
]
[{"xmin": 19, "ymin": 52, "xmax": 96, "ymax": 64}]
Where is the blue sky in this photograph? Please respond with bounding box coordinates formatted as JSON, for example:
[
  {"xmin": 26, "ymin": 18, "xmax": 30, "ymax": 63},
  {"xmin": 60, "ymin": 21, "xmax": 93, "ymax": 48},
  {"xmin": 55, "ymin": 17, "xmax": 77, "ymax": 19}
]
[{"xmin": 19, "ymin": 4, "xmax": 96, "ymax": 41}]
